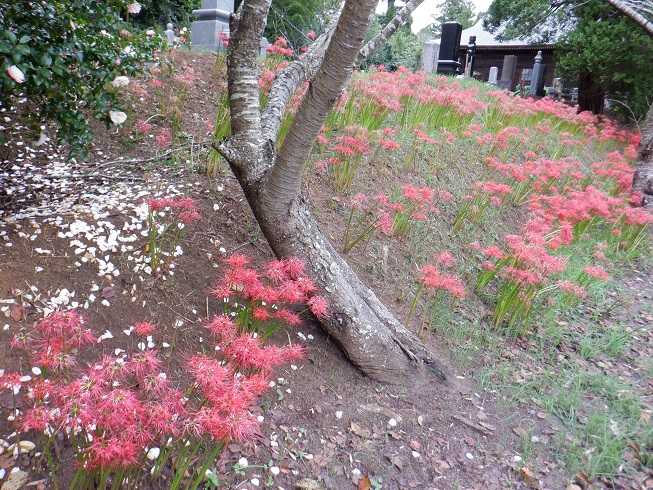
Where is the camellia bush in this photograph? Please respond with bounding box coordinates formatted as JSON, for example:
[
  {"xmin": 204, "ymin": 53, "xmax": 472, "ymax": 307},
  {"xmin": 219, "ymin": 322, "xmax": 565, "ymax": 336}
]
[{"xmin": 0, "ymin": 0, "xmax": 163, "ymax": 154}]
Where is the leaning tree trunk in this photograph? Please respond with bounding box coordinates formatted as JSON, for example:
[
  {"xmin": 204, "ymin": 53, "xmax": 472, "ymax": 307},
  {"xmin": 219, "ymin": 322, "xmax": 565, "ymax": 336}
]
[
  {"xmin": 633, "ymin": 103, "xmax": 653, "ymax": 207},
  {"xmin": 217, "ymin": 0, "xmax": 443, "ymax": 384}
]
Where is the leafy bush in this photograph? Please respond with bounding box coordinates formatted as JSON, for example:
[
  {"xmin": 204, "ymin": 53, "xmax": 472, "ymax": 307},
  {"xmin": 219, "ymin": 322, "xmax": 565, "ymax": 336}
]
[{"xmin": 0, "ymin": 1, "xmax": 163, "ymax": 154}]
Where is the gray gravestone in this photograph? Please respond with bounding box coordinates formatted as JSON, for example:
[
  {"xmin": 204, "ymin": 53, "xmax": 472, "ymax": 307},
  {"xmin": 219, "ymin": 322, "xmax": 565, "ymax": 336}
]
[
  {"xmin": 551, "ymin": 77, "xmax": 562, "ymax": 98},
  {"xmin": 436, "ymin": 22, "xmax": 462, "ymax": 75},
  {"xmin": 498, "ymin": 54, "xmax": 517, "ymax": 90},
  {"xmin": 191, "ymin": 0, "xmax": 234, "ymax": 51},
  {"xmin": 422, "ymin": 40, "xmax": 440, "ymax": 73},
  {"xmin": 488, "ymin": 66, "xmax": 499, "ymax": 85},
  {"xmin": 165, "ymin": 23, "xmax": 175, "ymax": 46},
  {"xmin": 529, "ymin": 50, "xmax": 546, "ymax": 97},
  {"xmin": 260, "ymin": 37, "xmax": 270, "ymax": 57}
]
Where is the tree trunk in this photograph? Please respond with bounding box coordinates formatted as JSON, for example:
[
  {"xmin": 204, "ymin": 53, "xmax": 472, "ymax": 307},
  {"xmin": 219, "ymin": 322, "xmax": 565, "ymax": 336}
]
[
  {"xmin": 217, "ymin": 0, "xmax": 442, "ymax": 384},
  {"xmin": 633, "ymin": 103, "xmax": 653, "ymax": 207},
  {"xmin": 577, "ymin": 71, "xmax": 604, "ymax": 114},
  {"xmin": 236, "ymin": 180, "xmax": 447, "ymax": 383}
]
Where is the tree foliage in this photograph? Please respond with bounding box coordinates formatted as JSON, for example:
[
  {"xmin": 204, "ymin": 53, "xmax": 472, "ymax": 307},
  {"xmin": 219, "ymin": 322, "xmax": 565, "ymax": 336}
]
[
  {"xmin": 558, "ymin": 2, "xmax": 653, "ymax": 119},
  {"xmin": 484, "ymin": 0, "xmax": 653, "ymax": 121},
  {"xmin": 363, "ymin": 15, "xmax": 423, "ymax": 70},
  {"xmin": 0, "ymin": 0, "xmax": 162, "ymax": 153},
  {"xmin": 426, "ymin": 0, "xmax": 477, "ymax": 38},
  {"xmin": 264, "ymin": 0, "xmax": 339, "ymax": 48},
  {"xmin": 131, "ymin": 0, "xmax": 201, "ymax": 28}
]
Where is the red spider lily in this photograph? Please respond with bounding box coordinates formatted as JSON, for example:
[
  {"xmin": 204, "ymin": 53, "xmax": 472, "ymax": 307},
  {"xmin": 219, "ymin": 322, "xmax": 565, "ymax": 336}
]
[
  {"xmin": 133, "ymin": 321, "xmax": 156, "ymax": 336},
  {"xmin": 126, "ymin": 351, "xmax": 161, "ymax": 380},
  {"xmin": 204, "ymin": 315, "xmax": 238, "ymax": 341},
  {"xmin": 85, "ymin": 437, "xmax": 141, "ymax": 470},
  {"xmin": 418, "ymin": 265, "xmax": 466, "ymax": 299},
  {"xmin": 434, "ymin": 250, "xmax": 456, "ymax": 268},
  {"xmin": 135, "ymin": 119, "xmax": 152, "ymax": 134},
  {"xmin": 308, "ymin": 296, "xmax": 328, "ymax": 318},
  {"xmin": 583, "ymin": 265, "xmax": 609, "ymax": 281},
  {"xmin": 558, "ymin": 280, "xmax": 587, "ymax": 299},
  {"xmin": 155, "ymin": 127, "xmax": 172, "ymax": 147}
]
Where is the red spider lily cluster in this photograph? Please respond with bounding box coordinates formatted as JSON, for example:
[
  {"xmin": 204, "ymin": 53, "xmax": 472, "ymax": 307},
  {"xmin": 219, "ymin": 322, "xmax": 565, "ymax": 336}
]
[
  {"xmin": 468, "ymin": 141, "xmax": 651, "ymax": 330},
  {"xmin": 210, "ymin": 254, "xmax": 329, "ymax": 329},
  {"xmin": 322, "ymin": 126, "xmax": 371, "ymax": 191},
  {"xmin": 453, "ymin": 180, "xmax": 513, "ymax": 231},
  {"xmin": 341, "ymin": 185, "xmax": 439, "ymax": 253},
  {"xmin": 3, "ymin": 307, "xmax": 305, "ymax": 482},
  {"xmin": 266, "ymin": 36, "xmax": 294, "ymax": 57},
  {"xmin": 406, "ymin": 251, "xmax": 466, "ymax": 329},
  {"xmin": 353, "ymin": 69, "xmax": 488, "ymax": 117},
  {"xmin": 417, "ymin": 264, "xmax": 465, "ymax": 300},
  {"xmin": 146, "ymin": 196, "xmax": 201, "ymax": 225}
]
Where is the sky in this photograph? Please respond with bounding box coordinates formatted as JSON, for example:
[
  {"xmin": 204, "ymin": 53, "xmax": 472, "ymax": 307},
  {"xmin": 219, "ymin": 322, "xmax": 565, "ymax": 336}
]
[{"xmin": 376, "ymin": 0, "xmax": 495, "ymax": 33}]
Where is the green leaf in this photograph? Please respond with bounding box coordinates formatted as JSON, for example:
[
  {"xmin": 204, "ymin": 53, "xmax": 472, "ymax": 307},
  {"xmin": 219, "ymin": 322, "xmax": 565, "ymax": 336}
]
[{"xmin": 39, "ymin": 53, "xmax": 53, "ymax": 66}]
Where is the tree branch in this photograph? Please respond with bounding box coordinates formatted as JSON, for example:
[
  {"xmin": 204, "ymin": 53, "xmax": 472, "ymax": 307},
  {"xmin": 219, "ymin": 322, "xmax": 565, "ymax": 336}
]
[
  {"xmin": 261, "ymin": 0, "xmax": 378, "ymax": 218},
  {"xmin": 224, "ymin": 0, "xmax": 272, "ymax": 182},
  {"xmin": 260, "ymin": 27, "xmax": 336, "ymax": 143},
  {"xmin": 605, "ymin": 0, "xmax": 653, "ymax": 35},
  {"xmin": 358, "ymin": 0, "xmax": 424, "ymax": 64}
]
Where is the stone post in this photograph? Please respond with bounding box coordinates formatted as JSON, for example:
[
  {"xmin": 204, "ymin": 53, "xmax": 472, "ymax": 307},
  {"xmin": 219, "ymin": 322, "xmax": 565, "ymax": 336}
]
[
  {"xmin": 488, "ymin": 66, "xmax": 499, "ymax": 85},
  {"xmin": 529, "ymin": 50, "xmax": 546, "ymax": 97}
]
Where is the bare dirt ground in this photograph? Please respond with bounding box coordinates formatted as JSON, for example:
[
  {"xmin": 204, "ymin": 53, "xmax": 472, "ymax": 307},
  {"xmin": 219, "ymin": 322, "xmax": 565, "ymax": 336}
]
[{"xmin": 0, "ymin": 52, "xmax": 650, "ymax": 490}]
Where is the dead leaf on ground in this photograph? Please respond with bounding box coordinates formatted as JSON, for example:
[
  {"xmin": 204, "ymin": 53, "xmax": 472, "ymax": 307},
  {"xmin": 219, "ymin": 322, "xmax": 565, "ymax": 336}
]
[
  {"xmin": 10, "ymin": 304, "xmax": 23, "ymax": 321},
  {"xmin": 358, "ymin": 475, "xmax": 372, "ymax": 490},
  {"xmin": 519, "ymin": 467, "xmax": 541, "ymax": 489},
  {"xmin": 350, "ymin": 422, "xmax": 371, "ymax": 438}
]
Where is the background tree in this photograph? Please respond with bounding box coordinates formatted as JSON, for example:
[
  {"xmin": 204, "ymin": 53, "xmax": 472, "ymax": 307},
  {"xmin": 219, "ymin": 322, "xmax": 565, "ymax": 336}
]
[
  {"xmin": 216, "ymin": 0, "xmax": 443, "ymax": 383},
  {"xmin": 361, "ymin": 0, "xmax": 423, "ymax": 70},
  {"xmin": 264, "ymin": 0, "xmax": 340, "ymax": 49},
  {"xmin": 131, "ymin": 0, "xmax": 201, "ymax": 27},
  {"xmin": 425, "ymin": 0, "xmax": 477, "ymax": 38},
  {"xmin": 484, "ymin": 0, "xmax": 653, "ymax": 120}
]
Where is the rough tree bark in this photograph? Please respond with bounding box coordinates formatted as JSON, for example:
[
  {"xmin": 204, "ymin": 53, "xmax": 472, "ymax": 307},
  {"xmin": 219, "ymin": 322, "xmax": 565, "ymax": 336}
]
[
  {"xmin": 215, "ymin": 0, "xmax": 445, "ymax": 384},
  {"xmin": 633, "ymin": 103, "xmax": 653, "ymax": 207}
]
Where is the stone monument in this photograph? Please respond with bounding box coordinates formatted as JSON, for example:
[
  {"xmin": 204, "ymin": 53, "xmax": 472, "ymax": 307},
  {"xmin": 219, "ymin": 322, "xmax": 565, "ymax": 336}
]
[
  {"xmin": 498, "ymin": 54, "xmax": 517, "ymax": 90},
  {"xmin": 529, "ymin": 50, "xmax": 546, "ymax": 97},
  {"xmin": 422, "ymin": 40, "xmax": 440, "ymax": 73},
  {"xmin": 436, "ymin": 22, "xmax": 462, "ymax": 75},
  {"xmin": 191, "ymin": 0, "xmax": 234, "ymax": 51},
  {"xmin": 488, "ymin": 66, "xmax": 499, "ymax": 85}
]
